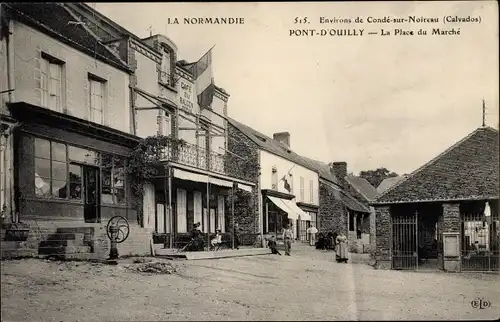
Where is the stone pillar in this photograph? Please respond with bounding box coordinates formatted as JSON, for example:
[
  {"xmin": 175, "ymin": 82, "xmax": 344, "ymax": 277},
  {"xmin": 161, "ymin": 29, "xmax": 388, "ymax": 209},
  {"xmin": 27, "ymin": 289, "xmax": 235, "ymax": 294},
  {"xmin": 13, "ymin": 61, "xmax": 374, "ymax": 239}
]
[
  {"xmin": 442, "ymin": 202, "xmax": 461, "ymax": 272},
  {"xmin": 375, "ymin": 205, "xmax": 391, "ymax": 269}
]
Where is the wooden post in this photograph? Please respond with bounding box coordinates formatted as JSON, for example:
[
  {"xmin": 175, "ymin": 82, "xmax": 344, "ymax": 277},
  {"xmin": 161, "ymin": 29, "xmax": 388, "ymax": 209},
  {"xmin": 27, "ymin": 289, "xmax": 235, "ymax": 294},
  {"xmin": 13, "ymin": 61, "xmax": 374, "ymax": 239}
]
[
  {"xmin": 167, "ymin": 167, "xmax": 173, "ymax": 248},
  {"xmin": 207, "ymin": 175, "xmax": 210, "ymax": 249},
  {"xmin": 231, "ymin": 182, "xmax": 235, "ymax": 249}
]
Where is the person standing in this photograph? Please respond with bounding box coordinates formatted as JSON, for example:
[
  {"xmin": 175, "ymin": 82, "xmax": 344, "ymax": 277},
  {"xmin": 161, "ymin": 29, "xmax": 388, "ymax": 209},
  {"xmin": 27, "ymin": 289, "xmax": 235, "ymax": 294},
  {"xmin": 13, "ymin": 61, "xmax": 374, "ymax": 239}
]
[
  {"xmin": 283, "ymin": 223, "xmax": 294, "ymax": 256},
  {"xmin": 335, "ymin": 232, "xmax": 348, "ymax": 263}
]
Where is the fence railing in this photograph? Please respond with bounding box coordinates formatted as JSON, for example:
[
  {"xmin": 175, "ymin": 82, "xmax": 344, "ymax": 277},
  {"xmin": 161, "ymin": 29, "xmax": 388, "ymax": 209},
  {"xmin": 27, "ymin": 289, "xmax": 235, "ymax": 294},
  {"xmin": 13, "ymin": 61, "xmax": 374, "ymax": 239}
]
[{"xmin": 159, "ymin": 141, "xmax": 226, "ymax": 175}]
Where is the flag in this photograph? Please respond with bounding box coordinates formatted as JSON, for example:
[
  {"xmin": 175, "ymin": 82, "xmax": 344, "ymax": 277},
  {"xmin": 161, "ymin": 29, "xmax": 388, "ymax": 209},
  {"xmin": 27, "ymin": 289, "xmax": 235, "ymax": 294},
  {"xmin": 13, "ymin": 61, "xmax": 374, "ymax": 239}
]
[
  {"xmin": 190, "ymin": 47, "xmax": 215, "ymax": 110},
  {"xmin": 281, "ymin": 174, "xmax": 291, "ymax": 193}
]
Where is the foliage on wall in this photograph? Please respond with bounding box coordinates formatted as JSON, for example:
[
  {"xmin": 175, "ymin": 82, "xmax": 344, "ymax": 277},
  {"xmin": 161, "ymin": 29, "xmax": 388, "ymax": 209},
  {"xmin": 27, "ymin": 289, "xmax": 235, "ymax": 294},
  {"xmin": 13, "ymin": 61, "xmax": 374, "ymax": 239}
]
[
  {"xmin": 225, "ymin": 125, "xmax": 261, "ymax": 183},
  {"xmin": 126, "ymin": 135, "xmax": 186, "ymax": 225}
]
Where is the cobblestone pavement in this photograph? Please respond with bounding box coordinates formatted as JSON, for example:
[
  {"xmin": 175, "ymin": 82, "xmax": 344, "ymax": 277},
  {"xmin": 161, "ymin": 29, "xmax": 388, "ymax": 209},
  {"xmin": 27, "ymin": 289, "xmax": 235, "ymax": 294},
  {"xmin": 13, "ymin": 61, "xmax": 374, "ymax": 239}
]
[{"xmin": 1, "ymin": 244, "xmax": 499, "ymax": 321}]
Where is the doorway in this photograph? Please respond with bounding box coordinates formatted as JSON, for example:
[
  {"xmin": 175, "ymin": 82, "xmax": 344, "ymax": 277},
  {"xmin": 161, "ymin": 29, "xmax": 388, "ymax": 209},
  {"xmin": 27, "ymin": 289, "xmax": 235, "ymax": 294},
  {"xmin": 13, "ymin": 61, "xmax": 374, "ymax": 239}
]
[{"xmin": 83, "ymin": 165, "xmax": 100, "ymax": 223}]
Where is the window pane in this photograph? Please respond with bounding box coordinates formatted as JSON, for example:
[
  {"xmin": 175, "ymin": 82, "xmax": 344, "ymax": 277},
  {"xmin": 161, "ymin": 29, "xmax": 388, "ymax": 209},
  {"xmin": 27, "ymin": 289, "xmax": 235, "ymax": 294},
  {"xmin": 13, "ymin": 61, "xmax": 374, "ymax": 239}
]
[
  {"xmin": 69, "ymin": 164, "xmax": 82, "ymax": 182},
  {"xmin": 51, "ymin": 142, "xmax": 66, "ymax": 162},
  {"xmin": 35, "ymin": 158, "xmax": 51, "ymax": 178},
  {"xmin": 69, "ymin": 182, "xmax": 82, "ymax": 200},
  {"xmin": 51, "ymin": 160, "xmax": 67, "ymax": 181},
  {"xmin": 49, "ymin": 63, "xmax": 61, "ymax": 79},
  {"xmin": 112, "ymin": 157, "xmax": 125, "ymax": 189},
  {"xmin": 50, "ymin": 77, "xmax": 60, "ymax": 96},
  {"xmin": 92, "ymin": 108, "xmax": 102, "ymax": 124},
  {"xmin": 52, "ymin": 179, "xmax": 67, "ymax": 198},
  {"xmin": 69, "ymin": 164, "xmax": 82, "ymax": 199},
  {"xmin": 35, "ymin": 175, "xmax": 50, "ymax": 197},
  {"xmin": 68, "ymin": 146, "xmax": 99, "ymax": 165},
  {"xmin": 35, "ymin": 138, "xmax": 51, "ymax": 159},
  {"xmin": 114, "ymin": 188, "xmax": 126, "ymax": 205}
]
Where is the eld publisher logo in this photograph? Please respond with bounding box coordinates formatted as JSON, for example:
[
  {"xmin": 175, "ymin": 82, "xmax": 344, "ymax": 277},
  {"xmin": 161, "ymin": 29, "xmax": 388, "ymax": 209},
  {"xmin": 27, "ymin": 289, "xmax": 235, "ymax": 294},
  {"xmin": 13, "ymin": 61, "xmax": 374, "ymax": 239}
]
[{"xmin": 471, "ymin": 298, "xmax": 491, "ymax": 310}]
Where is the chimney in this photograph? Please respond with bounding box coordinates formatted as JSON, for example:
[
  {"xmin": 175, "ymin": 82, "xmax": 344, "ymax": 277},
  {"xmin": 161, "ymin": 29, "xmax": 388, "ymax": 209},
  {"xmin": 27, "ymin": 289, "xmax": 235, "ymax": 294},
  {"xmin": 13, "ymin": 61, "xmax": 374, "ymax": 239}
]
[
  {"xmin": 273, "ymin": 132, "xmax": 291, "ymax": 147},
  {"xmin": 331, "ymin": 162, "xmax": 347, "ymax": 188}
]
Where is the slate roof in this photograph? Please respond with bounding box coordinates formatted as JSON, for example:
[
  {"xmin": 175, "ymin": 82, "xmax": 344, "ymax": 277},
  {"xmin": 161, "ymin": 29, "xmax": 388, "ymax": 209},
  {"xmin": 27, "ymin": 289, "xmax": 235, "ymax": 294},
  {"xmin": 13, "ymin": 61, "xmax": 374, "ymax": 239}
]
[
  {"xmin": 376, "ymin": 176, "xmax": 407, "ymax": 194},
  {"xmin": 375, "ymin": 126, "xmax": 499, "ymax": 204},
  {"xmin": 321, "ymin": 179, "xmax": 371, "ymax": 213},
  {"xmin": 5, "ymin": 3, "xmax": 130, "ymax": 73},
  {"xmin": 345, "ymin": 175, "xmax": 379, "ymax": 201},
  {"xmin": 298, "ymin": 156, "xmax": 341, "ymax": 186},
  {"xmin": 227, "ymin": 118, "xmax": 329, "ymax": 177}
]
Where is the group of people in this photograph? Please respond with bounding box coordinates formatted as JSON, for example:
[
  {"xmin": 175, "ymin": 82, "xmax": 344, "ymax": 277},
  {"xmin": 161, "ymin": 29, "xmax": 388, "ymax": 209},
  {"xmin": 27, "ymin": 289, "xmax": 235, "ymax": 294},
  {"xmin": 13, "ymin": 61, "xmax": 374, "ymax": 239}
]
[
  {"xmin": 266, "ymin": 223, "xmax": 294, "ymax": 256},
  {"xmin": 265, "ymin": 224, "xmax": 347, "ymax": 262},
  {"xmin": 184, "ymin": 222, "xmax": 241, "ymax": 252}
]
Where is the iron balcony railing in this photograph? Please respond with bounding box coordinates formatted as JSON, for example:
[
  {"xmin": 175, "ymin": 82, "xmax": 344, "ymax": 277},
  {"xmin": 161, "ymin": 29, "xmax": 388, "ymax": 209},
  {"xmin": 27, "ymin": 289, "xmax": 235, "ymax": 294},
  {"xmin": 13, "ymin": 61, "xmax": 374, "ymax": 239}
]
[{"xmin": 160, "ymin": 141, "xmax": 226, "ymax": 175}]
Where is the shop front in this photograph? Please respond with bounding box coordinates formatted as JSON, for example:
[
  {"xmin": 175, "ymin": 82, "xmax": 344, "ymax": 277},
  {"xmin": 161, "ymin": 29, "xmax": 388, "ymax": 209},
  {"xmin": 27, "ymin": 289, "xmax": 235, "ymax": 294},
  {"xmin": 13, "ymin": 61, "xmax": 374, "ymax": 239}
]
[
  {"xmin": 147, "ymin": 165, "xmax": 255, "ymax": 250},
  {"xmin": 11, "ymin": 102, "xmax": 140, "ymax": 225}
]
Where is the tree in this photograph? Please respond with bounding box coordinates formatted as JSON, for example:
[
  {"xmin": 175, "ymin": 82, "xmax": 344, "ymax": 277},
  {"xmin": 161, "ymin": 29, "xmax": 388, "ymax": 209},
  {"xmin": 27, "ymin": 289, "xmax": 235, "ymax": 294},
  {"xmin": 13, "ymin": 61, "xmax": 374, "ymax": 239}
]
[{"xmin": 358, "ymin": 167, "xmax": 399, "ymax": 188}]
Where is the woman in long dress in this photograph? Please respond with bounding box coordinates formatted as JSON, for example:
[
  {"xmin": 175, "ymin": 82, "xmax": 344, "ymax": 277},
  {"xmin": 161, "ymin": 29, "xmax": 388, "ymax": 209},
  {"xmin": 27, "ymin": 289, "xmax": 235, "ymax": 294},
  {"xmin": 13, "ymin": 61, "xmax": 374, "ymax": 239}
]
[{"xmin": 335, "ymin": 233, "xmax": 348, "ymax": 263}]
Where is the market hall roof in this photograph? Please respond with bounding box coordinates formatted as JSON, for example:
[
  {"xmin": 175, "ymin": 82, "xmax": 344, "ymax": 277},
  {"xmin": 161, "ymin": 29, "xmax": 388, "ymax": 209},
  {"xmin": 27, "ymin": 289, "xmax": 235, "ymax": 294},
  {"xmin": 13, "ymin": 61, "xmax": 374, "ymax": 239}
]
[{"xmin": 374, "ymin": 126, "xmax": 499, "ymax": 205}]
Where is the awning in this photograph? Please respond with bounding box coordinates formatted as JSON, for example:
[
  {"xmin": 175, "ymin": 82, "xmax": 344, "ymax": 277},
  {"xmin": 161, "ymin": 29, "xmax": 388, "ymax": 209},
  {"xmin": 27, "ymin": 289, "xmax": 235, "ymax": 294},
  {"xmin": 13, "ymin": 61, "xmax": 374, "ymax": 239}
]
[
  {"xmin": 267, "ymin": 196, "xmax": 310, "ymax": 221},
  {"xmin": 172, "ymin": 168, "xmax": 250, "ymax": 190},
  {"xmin": 173, "ymin": 168, "xmax": 208, "ymax": 183},
  {"xmin": 282, "ymin": 199, "xmax": 311, "ymax": 221},
  {"xmin": 237, "ymin": 184, "xmax": 253, "ymax": 193},
  {"xmin": 209, "ymin": 177, "xmax": 233, "ymax": 188}
]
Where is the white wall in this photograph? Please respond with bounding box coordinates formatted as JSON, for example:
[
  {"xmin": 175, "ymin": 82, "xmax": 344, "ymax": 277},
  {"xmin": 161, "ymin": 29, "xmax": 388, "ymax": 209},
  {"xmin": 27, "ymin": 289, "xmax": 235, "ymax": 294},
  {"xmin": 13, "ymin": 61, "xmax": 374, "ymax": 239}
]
[
  {"xmin": 176, "ymin": 74, "xmax": 198, "ymax": 146},
  {"xmin": 12, "ymin": 22, "xmax": 131, "ymax": 133},
  {"xmin": 260, "ymin": 150, "xmax": 319, "ymax": 206}
]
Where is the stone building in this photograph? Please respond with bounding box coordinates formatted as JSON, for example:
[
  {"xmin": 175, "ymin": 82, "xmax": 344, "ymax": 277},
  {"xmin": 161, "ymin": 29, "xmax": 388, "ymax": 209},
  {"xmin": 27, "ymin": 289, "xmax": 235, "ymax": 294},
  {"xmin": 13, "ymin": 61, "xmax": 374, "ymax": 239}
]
[
  {"xmin": 301, "ymin": 159, "xmax": 373, "ymax": 251},
  {"xmin": 0, "ymin": 3, "xmax": 255, "ymax": 259},
  {"xmin": 67, "ymin": 3, "xmax": 256, "ymax": 252},
  {"xmin": 227, "ymin": 119, "xmax": 318, "ymax": 245},
  {"xmin": 1, "ymin": 3, "xmax": 138, "ymax": 259},
  {"xmin": 372, "ymin": 126, "xmax": 499, "ymax": 272}
]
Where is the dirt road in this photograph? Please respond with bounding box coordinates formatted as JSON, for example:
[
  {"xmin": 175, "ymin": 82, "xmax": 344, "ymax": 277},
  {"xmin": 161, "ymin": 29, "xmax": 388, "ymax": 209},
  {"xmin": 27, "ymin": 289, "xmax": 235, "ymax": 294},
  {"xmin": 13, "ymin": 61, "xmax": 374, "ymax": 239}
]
[{"xmin": 1, "ymin": 245, "xmax": 499, "ymax": 321}]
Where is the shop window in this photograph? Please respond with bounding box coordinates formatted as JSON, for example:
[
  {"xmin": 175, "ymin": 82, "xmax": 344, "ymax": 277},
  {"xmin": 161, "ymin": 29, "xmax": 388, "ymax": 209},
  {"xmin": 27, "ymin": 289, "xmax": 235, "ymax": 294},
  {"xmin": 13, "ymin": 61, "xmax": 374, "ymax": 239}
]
[
  {"xmin": 101, "ymin": 154, "xmax": 127, "ymax": 205},
  {"xmin": 68, "ymin": 146, "xmax": 100, "ymax": 165},
  {"xmin": 310, "ymin": 212, "xmax": 317, "ymax": 229},
  {"xmin": 69, "ymin": 164, "xmax": 82, "ymax": 199},
  {"xmin": 34, "ymin": 138, "xmax": 68, "ymax": 199}
]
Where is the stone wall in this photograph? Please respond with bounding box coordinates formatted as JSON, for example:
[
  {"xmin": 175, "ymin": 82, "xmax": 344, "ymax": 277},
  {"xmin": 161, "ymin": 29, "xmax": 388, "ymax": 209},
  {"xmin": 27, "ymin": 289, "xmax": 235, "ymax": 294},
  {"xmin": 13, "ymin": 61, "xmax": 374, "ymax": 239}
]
[
  {"xmin": 374, "ymin": 205, "xmax": 391, "ymax": 268},
  {"xmin": 443, "ymin": 203, "xmax": 460, "ymax": 232},
  {"xmin": 318, "ymin": 181, "xmax": 348, "ymax": 236},
  {"xmin": 226, "ymin": 123, "xmax": 261, "ymax": 246}
]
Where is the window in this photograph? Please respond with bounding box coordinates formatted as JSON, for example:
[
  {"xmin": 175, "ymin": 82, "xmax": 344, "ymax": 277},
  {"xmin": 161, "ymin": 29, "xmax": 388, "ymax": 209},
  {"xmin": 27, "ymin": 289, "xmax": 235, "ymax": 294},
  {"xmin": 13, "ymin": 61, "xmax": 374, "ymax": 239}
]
[
  {"xmin": 159, "ymin": 51, "xmax": 171, "ymax": 85},
  {"xmin": 34, "ymin": 138, "xmax": 68, "ymax": 199},
  {"xmin": 89, "ymin": 76, "xmax": 106, "ymax": 125},
  {"xmin": 177, "ymin": 189, "xmax": 187, "ymax": 233},
  {"xmin": 310, "ymin": 212, "xmax": 318, "ymax": 229},
  {"xmin": 309, "ymin": 180, "xmax": 314, "ymax": 202},
  {"xmin": 101, "ymin": 154, "xmax": 126, "ymax": 205},
  {"xmin": 300, "ymin": 176, "xmax": 304, "ymax": 201},
  {"xmin": 157, "ymin": 110, "xmax": 171, "ymax": 136},
  {"xmin": 40, "ymin": 54, "xmax": 63, "ymax": 112},
  {"xmin": 271, "ymin": 166, "xmax": 278, "ymax": 190},
  {"xmin": 217, "ymin": 196, "xmax": 225, "ymax": 233}
]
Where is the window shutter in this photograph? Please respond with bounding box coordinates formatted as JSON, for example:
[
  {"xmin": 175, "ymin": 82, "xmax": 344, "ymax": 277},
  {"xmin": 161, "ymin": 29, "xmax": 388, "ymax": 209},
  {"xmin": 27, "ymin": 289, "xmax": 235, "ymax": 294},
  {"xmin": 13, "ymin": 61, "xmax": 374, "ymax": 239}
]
[{"xmin": 176, "ymin": 188, "xmax": 187, "ymax": 233}]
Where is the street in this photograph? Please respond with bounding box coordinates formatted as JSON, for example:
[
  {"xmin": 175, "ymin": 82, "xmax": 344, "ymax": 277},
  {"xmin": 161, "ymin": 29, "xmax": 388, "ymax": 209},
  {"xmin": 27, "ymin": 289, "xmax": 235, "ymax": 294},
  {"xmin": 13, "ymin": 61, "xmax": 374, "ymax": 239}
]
[{"xmin": 1, "ymin": 245, "xmax": 499, "ymax": 321}]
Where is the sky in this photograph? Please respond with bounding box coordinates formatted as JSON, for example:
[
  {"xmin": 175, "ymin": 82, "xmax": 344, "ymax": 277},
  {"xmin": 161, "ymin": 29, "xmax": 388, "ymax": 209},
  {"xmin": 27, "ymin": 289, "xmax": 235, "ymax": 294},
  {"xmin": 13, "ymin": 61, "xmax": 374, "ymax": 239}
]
[{"xmin": 93, "ymin": 1, "xmax": 499, "ymax": 176}]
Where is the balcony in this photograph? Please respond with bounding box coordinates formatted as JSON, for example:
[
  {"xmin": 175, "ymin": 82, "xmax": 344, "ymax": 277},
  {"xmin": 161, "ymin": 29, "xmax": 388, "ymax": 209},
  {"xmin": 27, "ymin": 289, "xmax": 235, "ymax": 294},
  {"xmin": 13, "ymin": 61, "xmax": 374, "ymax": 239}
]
[{"xmin": 160, "ymin": 141, "xmax": 226, "ymax": 175}]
